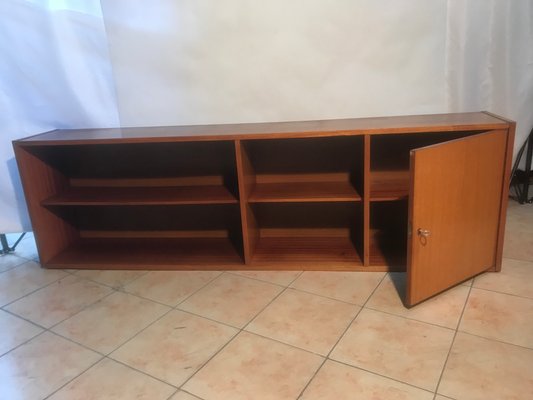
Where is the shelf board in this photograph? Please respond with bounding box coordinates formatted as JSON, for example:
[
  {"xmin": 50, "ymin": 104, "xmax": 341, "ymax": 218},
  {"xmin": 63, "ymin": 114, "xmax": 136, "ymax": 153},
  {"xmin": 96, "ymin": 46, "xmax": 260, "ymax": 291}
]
[
  {"xmin": 47, "ymin": 237, "xmax": 243, "ymax": 269},
  {"xmin": 42, "ymin": 185, "xmax": 238, "ymax": 206},
  {"xmin": 369, "ymin": 229, "xmax": 406, "ymax": 268},
  {"xmin": 370, "ymin": 170, "xmax": 409, "ymax": 201},
  {"xmin": 251, "ymin": 236, "xmax": 362, "ymax": 269},
  {"xmin": 248, "ymin": 182, "xmax": 361, "ymax": 203}
]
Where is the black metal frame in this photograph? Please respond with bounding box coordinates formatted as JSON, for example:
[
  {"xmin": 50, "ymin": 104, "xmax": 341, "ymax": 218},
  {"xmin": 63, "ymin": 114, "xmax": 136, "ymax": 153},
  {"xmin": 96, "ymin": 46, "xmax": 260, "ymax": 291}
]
[
  {"xmin": 0, "ymin": 233, "xmax": 27, "ymax": 255},
  {"xmin": 511, "ymin": 125, "xmax": 533, "ymax": 204}
]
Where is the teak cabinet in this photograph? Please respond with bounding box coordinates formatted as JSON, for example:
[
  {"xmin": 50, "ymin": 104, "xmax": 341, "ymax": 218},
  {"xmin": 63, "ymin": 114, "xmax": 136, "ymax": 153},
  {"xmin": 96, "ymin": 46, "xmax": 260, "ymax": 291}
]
[{"xmin": 13, "ymin": 112, "xmax": 515, "ymax": 305}]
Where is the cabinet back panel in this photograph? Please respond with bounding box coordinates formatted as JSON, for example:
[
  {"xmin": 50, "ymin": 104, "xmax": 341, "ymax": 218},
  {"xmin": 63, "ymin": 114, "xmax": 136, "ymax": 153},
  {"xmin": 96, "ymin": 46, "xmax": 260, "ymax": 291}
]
[
  {"xmin": 27, "ymin": 141, "xmax": 237, "ymax": 181},
  {"xmin": 371, "ymin": 131, "xmax": 482, "ymax": 171},
  {"xmin": 243, "ymin": 136, "xmax": 364, "ymax": 193}
]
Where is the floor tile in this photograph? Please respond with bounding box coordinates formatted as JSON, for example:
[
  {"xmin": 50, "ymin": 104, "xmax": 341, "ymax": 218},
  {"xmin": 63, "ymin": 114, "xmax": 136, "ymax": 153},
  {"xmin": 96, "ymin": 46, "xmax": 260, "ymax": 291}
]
[
  {"xmin": 229, "ymin": 270, "xmax": 302, "ymax": 286},
  {"xmin": 5, "ymin": 275, "xmax": 112, "ymax": 328},
  {"xmin": 0, "ymin": 332, "xmax": 101, "ymax": 400},
  {"xmin": 48, "ymin": 358, "xmax": 175, "ymax": 400},
  {"xmin": 247, "ymin": 288, "xmax": 359, "ymax": 355},
  {"xmin": 170, "ymin": 391, "xmax": 203, "ymax": 400},
  {"xmin": 11, "ymin": 236, "xmax": 39, "ymax": 261},
  {"xmin": 0, "ymin": 254, "xmax": 26, "ymax": 273},
  {"xmin": 124, "ymin": 270, "xmax": 221, "ymax": 306},
  {"xmin": 439, "ymin": 332, "xmax": 533, "ymax": 400},
  {"xmin": 53, "ymin": 291, "xmax": 169, "ymax": 354},
  {"xmin": 366, "ymin": 273, "xmax": 469, "ymax": 329},
  {"xmin": 75, "ymin": 269, "xmax": 147, "ymax": 289},
  {"xmin": 111, "ymin": 310, "xmax": 237, "ymax": 386},
  {"xmin": 300, "ymin": 360, "xmax": 433, "ymax": 400},
  {"xmin": 183, "ymin": 331, "xmax": 323, "ymax": 400},
  {"xmin": 179, "ymin": 274, "xmax": 283, "ymax": 328},
  {"xmin": 290, "ymin": 271, "xmax": 384, "ymax": 305},
  {"xmin": 503, "ymin": 202, "xmax": 533, "ymax": 262},
  {"xmin": 474, "ymin": 258, "xmax": 533, "ymax": 299},
  {"xmin": 0, "ymin": 261, "xmax": 67, "ymax": 306},
  {"xmin": 0, "ymin": 310, "xmax": 43, "ymax": 356},
  {"xmin": 330, "ymin": 309, "xmax": 454, "ymax": 391},
  {"xmin": 459, "ymin": 288, "xmax": 533, "ymax": 348}
]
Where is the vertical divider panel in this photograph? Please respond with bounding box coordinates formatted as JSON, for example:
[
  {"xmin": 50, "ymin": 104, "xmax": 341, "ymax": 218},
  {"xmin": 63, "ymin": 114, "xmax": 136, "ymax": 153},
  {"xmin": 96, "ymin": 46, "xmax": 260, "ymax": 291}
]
[
  {"xmin": 234, "ymin": 140, "xmax": 259, "ymax": 264},
  {"xmin": 363, "ymin": 134, "xmax": 371, "ymax": 267}
]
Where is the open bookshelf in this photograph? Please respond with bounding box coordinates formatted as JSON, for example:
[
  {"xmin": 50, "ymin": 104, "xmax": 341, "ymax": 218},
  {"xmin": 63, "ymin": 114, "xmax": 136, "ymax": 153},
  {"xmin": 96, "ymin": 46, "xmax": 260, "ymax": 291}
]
[{"xmin": 13, "ymin": 113, "xmax": 513, "ymax": 279}]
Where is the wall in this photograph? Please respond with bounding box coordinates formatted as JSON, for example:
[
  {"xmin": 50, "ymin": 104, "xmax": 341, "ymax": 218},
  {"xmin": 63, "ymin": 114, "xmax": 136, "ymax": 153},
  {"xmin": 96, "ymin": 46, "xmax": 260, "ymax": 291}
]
[{"xmin": 1, "ymin": 0, "xmax": 531, "ymax": 232}]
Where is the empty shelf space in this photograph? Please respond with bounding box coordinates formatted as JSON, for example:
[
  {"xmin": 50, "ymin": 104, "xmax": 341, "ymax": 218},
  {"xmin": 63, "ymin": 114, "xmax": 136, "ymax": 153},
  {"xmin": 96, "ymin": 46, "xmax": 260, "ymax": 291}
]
[
  {"xmin": 42, "ymin": 185, "xmax": 238, "ymax": 206},
  {"xmin": 47, "ymin": 237, "xmax": 243, "ymax": 269},
  {"xmin": 251, "ymin": 236, "xmax": 362, "ymax": 269},
  {"xmin": 370, "ymin": 170, "xmax": 409, "ymax": 201},
  {"xmin": 369, "ymin": 229, "xmax": 406, "ymax": 268},
  {"xmin": 248, "ymin": 181, "xmax": 361, "ymax": 203}
]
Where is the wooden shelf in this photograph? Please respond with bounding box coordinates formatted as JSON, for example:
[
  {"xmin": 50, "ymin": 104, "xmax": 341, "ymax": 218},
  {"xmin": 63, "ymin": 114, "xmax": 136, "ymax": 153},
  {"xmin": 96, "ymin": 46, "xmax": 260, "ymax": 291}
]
[
  {"xmin": 42, "ymin": 185, "xmax": 238, "ymax": 206},
  {"xmin": 248, "ymin": 181, "xmax": 361, "ymax": 203},
  {"xmin": 370, "ymin": 170, "xmax": 409, "ymax": 201},
  {"xmin": 47, "ymin": 237, "xmax": 243, "ymax": 269},
  {"xmin": 251, "ymin": 236, "xmax": 362, "ymax": 269}
]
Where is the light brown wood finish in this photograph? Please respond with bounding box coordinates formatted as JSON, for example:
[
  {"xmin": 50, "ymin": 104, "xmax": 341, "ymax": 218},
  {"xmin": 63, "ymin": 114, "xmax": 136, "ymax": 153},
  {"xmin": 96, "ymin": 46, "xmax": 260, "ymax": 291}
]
[
  {"xmin": 493, "ymin": 122, "xmax": 516, "ymax": 271},
  {"xmin": 234, "ymin": 140, "xmax": 257, "ymax": 263},
  {"xmin": 406, "ymin": 130, "xmax": 508, "ymax": 306},
  {"xmin": 13, "ymin": 112, "xmax": 514, "ymax": 306},
  {"xmin": 19, "ymin": 112, "xmax": 507, "ymax": 145},
  {"xmin": 42, "ymin": 185, "xmax": 238, "ymax": 206},
  {"xmin": 363, "ymin": 135, "xmax": 371, "ymax": 266},
  {"xmin": 248, "ymin": 181, "xmax": 361, "ymax": 203},
  {"xmin": 13, "ymin": 145, "xmax": 78, "ymax": 264},
  {"xmin": 369, "ymin": 170, "xmax": 409, "ymax": 201}
]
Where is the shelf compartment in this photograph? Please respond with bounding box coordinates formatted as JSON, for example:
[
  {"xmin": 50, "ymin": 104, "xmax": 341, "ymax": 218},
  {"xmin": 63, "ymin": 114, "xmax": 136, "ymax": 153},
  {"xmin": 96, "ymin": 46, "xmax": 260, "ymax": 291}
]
[
  {"xmin": 42, "ymin": 185, "xmax": 238, "ymax": 206},
  {"xmin": 370, "ymin": 170, "xmax": 409, "ymax": 201},
  {"xmin": 252, "ymin": 236, "xmax": 362, "ymax": 268},
  {"xmin": 369, "ymin": 201, "xmax": 407, "ymax": 268},
  {"xmin": 247, "ymin": 202, "xmax": 363, "ymax": 269},
  {"xmin": 26, "ymin": 140, "xmax": 240, "ymax": 201},
  {"xmin": 240, "ymin": 136, "xmax": 364, "ymax": 203},
  {"xmin": 47, "ymin": 237, "xmax": 243, "ymax": 269},
  {"xmin": 45, "ymin": 204, "xmax": 244, "ymax": 269},
  {"xmin": 248, "ymin": 181, "xmax": 361, "ymax": 203}
]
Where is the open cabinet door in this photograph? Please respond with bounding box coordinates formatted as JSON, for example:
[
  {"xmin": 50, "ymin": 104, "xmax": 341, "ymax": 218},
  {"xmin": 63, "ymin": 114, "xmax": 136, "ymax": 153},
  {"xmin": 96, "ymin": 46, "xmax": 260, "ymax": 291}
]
[{"xmin": 406, "ymin": 130, "xmax": 508, "ymax": 306}]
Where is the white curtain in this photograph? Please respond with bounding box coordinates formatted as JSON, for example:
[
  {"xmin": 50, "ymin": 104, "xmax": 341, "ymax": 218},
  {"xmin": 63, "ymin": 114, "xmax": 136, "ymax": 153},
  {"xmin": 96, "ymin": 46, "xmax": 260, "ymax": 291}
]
[
  {"xmin": 0, "ymin": 0, "xmax": 119, "ymax": 232},
  {"xmin": 446, "ymin": 0, "xmax": 533, "ymax": 159},
  {"xmin": 1, "ymin": 0, "xmax": 532, "ymax": 233}
]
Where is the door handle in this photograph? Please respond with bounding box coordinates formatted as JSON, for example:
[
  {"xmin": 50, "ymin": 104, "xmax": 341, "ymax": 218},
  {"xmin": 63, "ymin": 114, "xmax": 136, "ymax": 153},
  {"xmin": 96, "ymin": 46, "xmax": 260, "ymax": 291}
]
[{"xmin": 417, "ymin": 229, "xmax": 431, "ymax": 238}]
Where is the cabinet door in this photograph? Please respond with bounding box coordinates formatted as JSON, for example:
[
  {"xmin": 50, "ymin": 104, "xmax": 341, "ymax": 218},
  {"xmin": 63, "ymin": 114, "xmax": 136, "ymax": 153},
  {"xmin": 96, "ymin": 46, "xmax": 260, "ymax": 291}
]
[{"xmin": 406, "ymin": 130, "xmax": 508, "ymax": 306}]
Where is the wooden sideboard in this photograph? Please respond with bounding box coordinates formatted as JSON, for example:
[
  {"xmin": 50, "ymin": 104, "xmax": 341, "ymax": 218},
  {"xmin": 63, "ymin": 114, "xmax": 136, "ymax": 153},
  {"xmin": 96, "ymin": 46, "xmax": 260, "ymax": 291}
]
[{"xmin": 13, "ymin": 112, "xmax": 515, "ymax": 305}]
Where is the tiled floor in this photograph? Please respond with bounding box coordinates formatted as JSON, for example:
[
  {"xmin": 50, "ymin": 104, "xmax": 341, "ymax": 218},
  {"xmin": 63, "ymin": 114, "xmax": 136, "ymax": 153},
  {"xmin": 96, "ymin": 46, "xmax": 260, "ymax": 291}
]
[{"xmin": 0, "ymin": 200, "xmax": 532, "ymax": 399}]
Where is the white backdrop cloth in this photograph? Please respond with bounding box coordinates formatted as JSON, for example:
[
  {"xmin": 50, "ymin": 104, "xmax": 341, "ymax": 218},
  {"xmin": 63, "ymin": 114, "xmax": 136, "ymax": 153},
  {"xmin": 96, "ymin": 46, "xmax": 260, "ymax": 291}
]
[{"xmin": 1, "ymin": 0, "xmax": 532, "ymax": 232}]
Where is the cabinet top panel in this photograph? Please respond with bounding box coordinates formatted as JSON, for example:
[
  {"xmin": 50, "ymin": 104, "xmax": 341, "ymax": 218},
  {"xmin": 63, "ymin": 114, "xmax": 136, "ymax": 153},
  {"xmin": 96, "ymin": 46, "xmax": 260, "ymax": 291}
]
[{"xmin": 16, "ymin": 112, "xmax": 511, "ymax": 146}]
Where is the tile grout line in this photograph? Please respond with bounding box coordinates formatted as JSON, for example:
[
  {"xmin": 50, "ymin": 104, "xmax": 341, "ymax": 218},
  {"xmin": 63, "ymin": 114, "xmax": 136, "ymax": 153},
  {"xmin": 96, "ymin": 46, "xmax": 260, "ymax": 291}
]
[
  {"xmin": 296, "ymin": 272, "xmax": 388, "ymax": 399},
  {"xmin": 469, "ymin": 284, "xmax": 533, "ymax": 301},
  {"xmin": 103, "ymin": 271, "xmax": 224, "ymax": 359},
  {"xmin": 225, "ymin": 269, "xmax": 304, "ymax": 288},
  {"xmin": 175, "ymin": 270, "xmax": 301, "ymax": 394},
  {"xmin": 362, "ymin": 305, "xmax": 457, "ymax": 332},
  {"xmin": 0, "ymin": 269, "xmax": 70, "ymax": 309},
  {"xmin": 27, "ymin": 270, "xmax": 229, "ymax": 398},
  {"xmin": 432, "ymin": 282, "xmax": 474, "ymax": 398},
  {"xmin": 42, "ymin": 354, "xmax": 106, "ymax": 400}
]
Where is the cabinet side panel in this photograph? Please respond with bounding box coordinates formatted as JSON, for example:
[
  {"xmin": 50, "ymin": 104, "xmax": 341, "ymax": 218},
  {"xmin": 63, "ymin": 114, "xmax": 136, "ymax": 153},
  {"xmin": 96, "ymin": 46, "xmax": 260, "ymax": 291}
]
[
  {"xmin": 13, "ymin": 144, "xmax": 78, "ymax": 264},
  {"xmin": 492, "ymin": 123, "xmax": 515, "ymax": 271}
]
